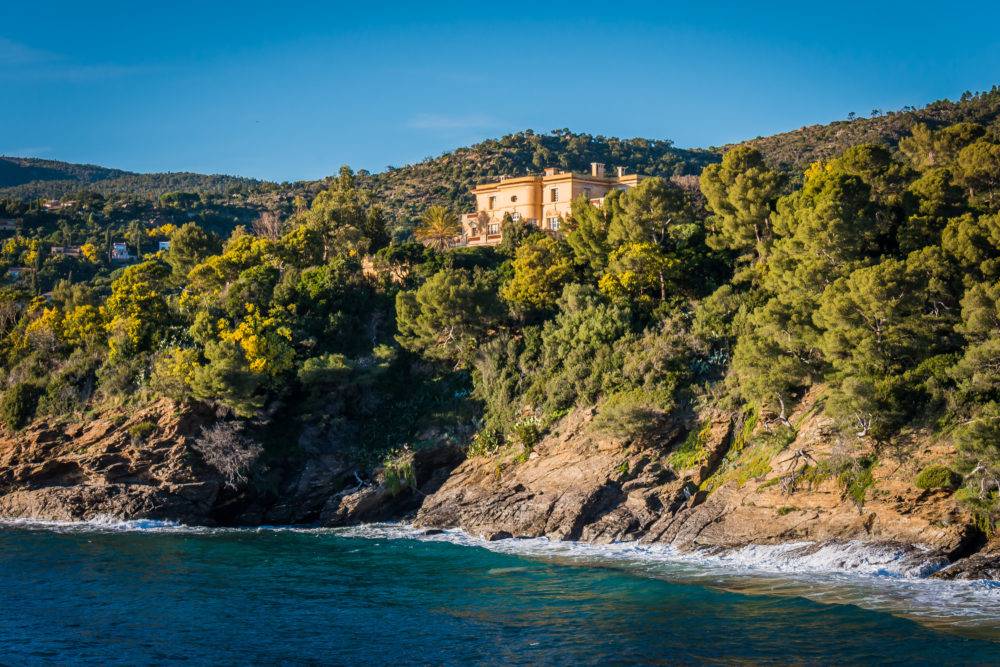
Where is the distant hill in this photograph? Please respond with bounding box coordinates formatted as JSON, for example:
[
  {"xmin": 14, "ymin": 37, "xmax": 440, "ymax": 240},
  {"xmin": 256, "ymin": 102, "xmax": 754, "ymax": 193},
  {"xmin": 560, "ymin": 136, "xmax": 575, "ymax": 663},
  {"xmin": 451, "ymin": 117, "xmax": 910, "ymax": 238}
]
[
  {"xmin": 0, "ymin": 157, "xmax": 263, "ymax": 200},
  {"xmin": 4, "ymin": 86, "xmax": 999, "ymax": 223},
  {"xmin": 742, "ymin": 86, "xmax": 1000, "ymax": 171}
]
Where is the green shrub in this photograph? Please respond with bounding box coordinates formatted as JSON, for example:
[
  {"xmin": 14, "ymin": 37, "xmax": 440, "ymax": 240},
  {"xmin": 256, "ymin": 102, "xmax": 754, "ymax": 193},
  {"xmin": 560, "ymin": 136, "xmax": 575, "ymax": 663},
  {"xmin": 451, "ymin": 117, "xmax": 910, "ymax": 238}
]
[
  {"xmin": 38, "ymin": 377, "xmax": 84, "ymax": 417},
  {"xmin": 467, "ymin": 426, "xmax": 503, "ymax": 458},
  {"xmin": 839, "ymin": 456, "xmax": 876, "ymax": 506},
  {"xmin": 0, "ymin": 382, "xmax": 43, "ymax": 430},
  {"xmin": 701, "ymin": 414, "xmax": 793, "ymax": 492},
  {"xmin": 383, "ymin": 450, "xmax": 417, "ymax": 496},
  {"xmin": 955, "ymin": 487, "xmax": 996, "ymax": 536},
  {"xmin": 915, "ymin": 465, "xmax": 961, "ymax": 490},
  {"xmin": 592, "ymin": 388, "xmax": 674, "ymax": 439},
  {"xmin": 510, "ymin": 417, "xmax": 543, "ymax": 449},
  {"xmin": 668, "ymin": 422, "xmax": 711, "ymax": 470},
  {"xmin": 127, "ymin": 420, "xmax": 157, "ymax": 444}
]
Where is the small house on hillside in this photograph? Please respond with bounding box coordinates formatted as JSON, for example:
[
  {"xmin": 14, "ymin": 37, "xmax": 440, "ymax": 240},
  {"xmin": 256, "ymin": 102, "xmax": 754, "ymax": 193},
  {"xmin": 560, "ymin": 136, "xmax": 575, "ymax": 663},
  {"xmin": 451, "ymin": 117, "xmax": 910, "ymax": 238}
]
[
  {"xmin": 111, "ymin": 242, "xmax": 134, "ymax": 262},
  {"xmin": 42, "ymin": 199, "xmax": 76, "ymax": 211},
  {"xmin": 50, "ymin": 246, "xmax": 82, "ymax": 258}
]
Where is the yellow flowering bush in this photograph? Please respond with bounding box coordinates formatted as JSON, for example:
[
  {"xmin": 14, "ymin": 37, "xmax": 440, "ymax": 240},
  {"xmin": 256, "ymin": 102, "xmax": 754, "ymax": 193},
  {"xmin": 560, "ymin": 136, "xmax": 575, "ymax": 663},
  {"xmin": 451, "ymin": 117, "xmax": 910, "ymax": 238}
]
[{"xmin": 218, "ymin": 304, "xmax": 295, "ymax": 375}]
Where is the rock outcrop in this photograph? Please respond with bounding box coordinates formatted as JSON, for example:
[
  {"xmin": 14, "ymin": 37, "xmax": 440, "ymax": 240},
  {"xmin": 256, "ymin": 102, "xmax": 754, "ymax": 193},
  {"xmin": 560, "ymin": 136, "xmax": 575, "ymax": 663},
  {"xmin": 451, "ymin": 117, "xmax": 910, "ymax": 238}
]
[
  {"xmin": 416, "ymin": 389, "xmax": 988, "ymax": 571},
  {"xmin": 0, "ymin": 400, "xmax": 223, "ymax": 524},
  {"xmin": 320, "ymin": 444, "xmax": 463, "ymax": 526},
  {"xmin": 0, "ymin": 400, "xmax": 464, "ymax": 527},
  {"xmin": 415, "ymin": 407, "xmax": 706, "ymax": 542},
  {"xmin": 2, "ymin": 389, "xmax": 994, "ymax": 578}
]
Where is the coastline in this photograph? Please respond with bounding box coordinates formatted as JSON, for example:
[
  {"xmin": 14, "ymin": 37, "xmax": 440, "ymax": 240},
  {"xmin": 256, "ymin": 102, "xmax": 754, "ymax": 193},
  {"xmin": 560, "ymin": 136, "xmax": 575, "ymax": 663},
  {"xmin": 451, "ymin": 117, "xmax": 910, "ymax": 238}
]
[{"xmin": 3, "ymin": 517, "xmax": 998, "ymax": 640}]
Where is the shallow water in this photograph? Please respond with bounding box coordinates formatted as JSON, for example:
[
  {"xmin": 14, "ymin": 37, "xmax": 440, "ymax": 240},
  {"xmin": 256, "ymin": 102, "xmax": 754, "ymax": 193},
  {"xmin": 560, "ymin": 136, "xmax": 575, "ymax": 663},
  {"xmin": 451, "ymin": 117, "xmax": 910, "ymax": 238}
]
[{"xmin": 1, "ymin": 521, "xmax": 998, "ymax": 665}]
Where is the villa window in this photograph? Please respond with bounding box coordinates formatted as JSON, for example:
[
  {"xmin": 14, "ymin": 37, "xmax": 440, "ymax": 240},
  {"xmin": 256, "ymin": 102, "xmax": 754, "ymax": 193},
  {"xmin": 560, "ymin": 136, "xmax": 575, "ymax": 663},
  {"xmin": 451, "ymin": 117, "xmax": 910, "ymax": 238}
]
[
  {"xmin": 488, "ymin": 196, "xmax": 496, "ymax": 210},
  {"xmin": 550, "ymin": 188, "xmax": 558, "ymax": 202},
  {"xmin": 511, "ymin": 195, "xmax": 518, "ymax": 202},
  {"xmin": 584, "ymin": 187, "xmax": 592, "ymax": 199},
  {"xmin": 511, "ymin": 212, "xmax": 522, "ymax": 222},
  {"xmin": 547, "ymin": 217, "xmax": 560, "ymax": 231},
  {"xmin": 488, "ymin": 223, "xmax": 500, "ymax": 235}
]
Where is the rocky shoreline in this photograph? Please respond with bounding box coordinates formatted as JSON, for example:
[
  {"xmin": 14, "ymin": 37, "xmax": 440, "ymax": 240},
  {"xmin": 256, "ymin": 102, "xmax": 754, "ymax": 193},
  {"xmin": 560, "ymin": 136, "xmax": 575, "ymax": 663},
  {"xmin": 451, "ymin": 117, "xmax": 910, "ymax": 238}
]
[{"xmin": 1, "ymin": 395, "xmax": 998, "ymax": 581}]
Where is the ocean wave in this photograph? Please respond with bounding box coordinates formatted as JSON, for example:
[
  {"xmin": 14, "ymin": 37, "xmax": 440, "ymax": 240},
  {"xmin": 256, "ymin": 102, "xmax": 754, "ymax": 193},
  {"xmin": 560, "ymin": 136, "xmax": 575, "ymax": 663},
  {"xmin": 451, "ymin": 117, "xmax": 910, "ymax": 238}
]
[
  {"xmin": 3, "ymin": 517, "xmax": 998, "ymax": 630},
  {"xmin": 0, "ymin": 516, "xmax": 190, "ymax": 532},
  {"xmin": 332, "ymin": 523, "xmax": 1000, "ymax": 630}
]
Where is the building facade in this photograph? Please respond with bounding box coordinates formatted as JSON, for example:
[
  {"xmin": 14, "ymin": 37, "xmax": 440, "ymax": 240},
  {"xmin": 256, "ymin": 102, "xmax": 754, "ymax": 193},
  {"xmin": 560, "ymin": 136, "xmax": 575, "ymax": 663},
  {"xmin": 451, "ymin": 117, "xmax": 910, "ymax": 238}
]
[{"xmin": 459, "ymin": 163, "xmax": 641, "ymax": 246}]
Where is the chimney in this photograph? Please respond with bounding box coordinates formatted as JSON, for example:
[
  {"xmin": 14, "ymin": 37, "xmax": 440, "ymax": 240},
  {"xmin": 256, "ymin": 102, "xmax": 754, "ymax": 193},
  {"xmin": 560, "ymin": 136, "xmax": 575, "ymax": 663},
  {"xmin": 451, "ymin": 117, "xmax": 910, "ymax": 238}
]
[
  {"xmin": 544, "ymin": 167, "xmax": 558, "ymax": 176},
  {"xmin": 590, "ymin": 162, "xmax": 605, "ymax": 178},
  {"xmin": 616, "ymin": 166, "xmax": 626, "ymax": 177}
]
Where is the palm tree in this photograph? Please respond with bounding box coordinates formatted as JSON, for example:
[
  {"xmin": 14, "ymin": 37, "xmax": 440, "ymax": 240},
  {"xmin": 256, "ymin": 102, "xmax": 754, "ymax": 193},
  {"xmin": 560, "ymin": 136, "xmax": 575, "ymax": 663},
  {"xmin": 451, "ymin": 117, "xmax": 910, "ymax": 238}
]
[{"xmin": 414, "ymin": 205, "xmax": 460, "ymax": 251}]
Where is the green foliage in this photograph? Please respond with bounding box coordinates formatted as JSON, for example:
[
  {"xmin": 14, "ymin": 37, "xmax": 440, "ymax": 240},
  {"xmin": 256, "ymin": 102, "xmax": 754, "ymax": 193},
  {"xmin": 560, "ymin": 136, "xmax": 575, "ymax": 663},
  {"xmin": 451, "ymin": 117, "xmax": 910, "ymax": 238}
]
[
  {"xmin": 104, "ymin": 259, "xmax": 172, "ymax": 363},
  {"xmin": 383, "ymin": 449, "xmax": 417, "ymax": 497},
  {"xmin": 915, "ymin": 465, "xmax": 961, "ymax": 490},
  {"xmin": 814, "ymin": 254, "xmax": 959, "ymax": 438},
  {"xmin": 598, "ymin": 241, "xmax": 678, "ymax": 308},
  {"xmin": 0, "ymin": 381, "xmax": 42, "ymax": 430},
  {"xmin": 565, "ymin": 195, "xmax": 612, "ymax": 274},
  {"xmin": 500, "ymin": 236, "xmax": 575, "ymax": 315},
  {"xmin": 668, "ymin": 422, "xmax": 712, "ymax": 470},
  {"xmin": 165, "ymin": 223, "xmax": 221, "ymax": 284},
  {"xmin": 414, "ymin": 205, "xmax": 460, "ymax": 251},
  {"xmin": 840, "ymin": 456, "xmax": 876, "ymax": 506},
  {"xmin": 467, "ymin": 426, "xmax": 503, "ymax": 458},
  {"xmin": 526, "ymin": 284, "xmax": 630, "ymax": 411},
  {"xmin": 592, "ymin": 388, "xmax": 674, "ymax": 440},
  {"xmin": 700, "ymin": 146, "xmax": 783, "ymax": 263},
  {"xmin": 395, "ymin": 268, "xmax": 502, "ymax": 367},
  {"xmin": 127, "ymin": 419, "xmax": 157, "ymax": 444},
  {"xmin": 509, "ymin": 416, "xmax": 543, "ymax": 450}
]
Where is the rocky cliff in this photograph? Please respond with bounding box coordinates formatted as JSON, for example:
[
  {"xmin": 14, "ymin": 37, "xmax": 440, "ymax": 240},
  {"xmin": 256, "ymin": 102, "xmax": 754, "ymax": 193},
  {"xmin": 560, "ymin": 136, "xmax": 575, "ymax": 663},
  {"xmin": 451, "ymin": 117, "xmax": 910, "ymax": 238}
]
[
  {"xmin": 0, "ymin": 399, "xmax": 463, "ymax": 527},
  {"xmin": 0, "ymin": 400, "xmax": 223, "ymax": 523},
  {"xmin": 414, "ymin": 389, "xmax": 991, "ymax": 575},
  {"xmin": 1, "ymin": 392, "xmax": 996, "ymax": 578}
]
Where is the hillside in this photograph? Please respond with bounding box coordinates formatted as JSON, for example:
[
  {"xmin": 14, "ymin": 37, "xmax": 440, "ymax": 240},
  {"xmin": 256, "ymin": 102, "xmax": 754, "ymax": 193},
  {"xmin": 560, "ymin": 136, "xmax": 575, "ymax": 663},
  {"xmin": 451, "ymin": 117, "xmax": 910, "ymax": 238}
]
[
  {"xmin": 4, "ymin": 86, "xmax": 1000, "ymax": 223},
  {"xmin": 744, "ymin": 86, "xmax": 1000, "ymax": 171},
  {"xmin": 355, "ymin": 130, "xmax": 720, "ymax": 225},
  {"xmin": 0, "ymin": 157, "xmax": 263, "ymax": 200}
]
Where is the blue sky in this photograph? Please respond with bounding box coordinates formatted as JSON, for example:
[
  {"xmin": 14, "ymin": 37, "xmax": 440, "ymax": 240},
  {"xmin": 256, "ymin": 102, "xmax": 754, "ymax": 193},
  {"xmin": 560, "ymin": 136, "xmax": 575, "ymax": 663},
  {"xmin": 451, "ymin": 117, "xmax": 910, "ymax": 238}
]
[{"xmin": 2, "ymin": 1, "xmax": 998, "ymax": 181}]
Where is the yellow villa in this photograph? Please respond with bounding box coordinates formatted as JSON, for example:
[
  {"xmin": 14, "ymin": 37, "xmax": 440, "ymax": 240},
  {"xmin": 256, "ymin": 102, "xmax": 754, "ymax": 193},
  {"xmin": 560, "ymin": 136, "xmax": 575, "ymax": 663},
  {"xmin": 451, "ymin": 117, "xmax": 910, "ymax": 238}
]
[{"xmin": 459, "ymin": 163, "xmax": 642, "ymax": 246}]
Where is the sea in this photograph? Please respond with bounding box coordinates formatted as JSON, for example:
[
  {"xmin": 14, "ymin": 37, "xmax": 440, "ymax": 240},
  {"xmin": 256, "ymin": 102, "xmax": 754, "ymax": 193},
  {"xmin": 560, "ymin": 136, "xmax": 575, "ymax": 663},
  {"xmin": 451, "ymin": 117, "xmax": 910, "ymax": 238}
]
[{"xmin": 0, "ymin": 520, "xmax": 998, "ymax": 665}]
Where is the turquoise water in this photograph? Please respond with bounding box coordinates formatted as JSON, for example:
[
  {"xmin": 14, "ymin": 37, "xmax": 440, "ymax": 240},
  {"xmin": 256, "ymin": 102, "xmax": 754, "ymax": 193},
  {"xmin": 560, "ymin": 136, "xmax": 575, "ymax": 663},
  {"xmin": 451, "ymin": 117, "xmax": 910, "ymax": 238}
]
[{"xmin": 1, "ymin": 523, "xmax": 998, "ymax": 665}]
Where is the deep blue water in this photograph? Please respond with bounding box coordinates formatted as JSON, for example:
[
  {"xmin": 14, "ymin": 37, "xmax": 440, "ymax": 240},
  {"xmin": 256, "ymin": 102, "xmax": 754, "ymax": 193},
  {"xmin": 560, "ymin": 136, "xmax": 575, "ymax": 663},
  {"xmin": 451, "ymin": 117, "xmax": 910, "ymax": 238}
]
[{"xmin": 1, "ymin": 524, "xmax": 998, "ymax": 665}]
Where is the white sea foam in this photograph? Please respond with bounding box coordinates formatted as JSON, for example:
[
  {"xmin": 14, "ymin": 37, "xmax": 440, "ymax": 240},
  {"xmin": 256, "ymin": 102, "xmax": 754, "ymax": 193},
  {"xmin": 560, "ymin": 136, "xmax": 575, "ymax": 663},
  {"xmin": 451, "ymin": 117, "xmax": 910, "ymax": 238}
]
[
  {"xmin": 0, "ymin": 515, "xmax": 190, "ymax": 532},
  {"xmin": 4, "ymin": 517, "xmax": 998, "ymax": 632},
  {"xmin": 331, "ymin": 523, "xmax": 1000, "ymax": 632}
]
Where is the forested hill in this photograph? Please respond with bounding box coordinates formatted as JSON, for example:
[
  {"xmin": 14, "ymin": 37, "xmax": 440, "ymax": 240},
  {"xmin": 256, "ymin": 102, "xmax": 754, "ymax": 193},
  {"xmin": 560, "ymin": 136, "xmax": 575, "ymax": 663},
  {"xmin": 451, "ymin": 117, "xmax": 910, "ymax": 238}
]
[
  {"xmin": 5, "ymin": 87, "xmax": 1000, "ymax": 222},
  {"xmin": 743, "ymin": 86, "xmax": 1000, "ymax": 172},
  {"xmin": 354, "ymin": 131, "xmax": 719, "ymax": 225},
  {"xmin": 0, "ymin": 156, "xmax": 263, "ymax": 200}
]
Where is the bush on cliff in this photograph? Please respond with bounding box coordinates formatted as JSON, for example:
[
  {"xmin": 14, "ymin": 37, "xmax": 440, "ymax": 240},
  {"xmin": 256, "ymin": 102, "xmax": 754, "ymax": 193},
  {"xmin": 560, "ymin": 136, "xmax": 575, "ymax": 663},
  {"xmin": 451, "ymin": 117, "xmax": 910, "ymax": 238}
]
[
  {"xmin": 0, "ymin": 381, "xmax": 42, "ymax": 431},
  {"xmin": 915, "ymin": 465, "xmax": 961, "ymax": 490}
]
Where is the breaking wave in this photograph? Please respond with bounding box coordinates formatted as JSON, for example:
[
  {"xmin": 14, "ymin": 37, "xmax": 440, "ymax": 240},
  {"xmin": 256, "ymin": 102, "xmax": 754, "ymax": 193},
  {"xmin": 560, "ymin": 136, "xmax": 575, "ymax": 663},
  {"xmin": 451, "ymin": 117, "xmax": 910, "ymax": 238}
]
[
  {"xmin": 4, "ymin": 518, "xmax": 998, "ymax": 635},
  {"xmin": 333, "ymin": 523, "xmax": 1000, "ymax": 635}
]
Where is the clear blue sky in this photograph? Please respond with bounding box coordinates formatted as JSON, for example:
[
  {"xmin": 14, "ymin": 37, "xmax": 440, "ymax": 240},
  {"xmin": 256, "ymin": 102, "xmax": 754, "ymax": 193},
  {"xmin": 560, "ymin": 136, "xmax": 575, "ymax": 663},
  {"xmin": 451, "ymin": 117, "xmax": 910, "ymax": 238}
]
[{"xmin": 2, "ymin": 1, "xmax": 998, "ymax": 182}]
